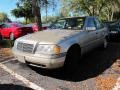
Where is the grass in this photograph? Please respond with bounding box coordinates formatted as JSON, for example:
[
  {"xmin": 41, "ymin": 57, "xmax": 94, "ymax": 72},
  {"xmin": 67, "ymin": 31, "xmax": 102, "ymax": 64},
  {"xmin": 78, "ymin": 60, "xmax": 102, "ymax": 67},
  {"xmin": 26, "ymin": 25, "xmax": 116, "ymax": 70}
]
[
  {"xmin": 0, "ymin": 40, "xmax": 14, "ymax": 48},
  {"xmin": 0, "ymin": 40, "xmax": 14, "ymax": 56}
]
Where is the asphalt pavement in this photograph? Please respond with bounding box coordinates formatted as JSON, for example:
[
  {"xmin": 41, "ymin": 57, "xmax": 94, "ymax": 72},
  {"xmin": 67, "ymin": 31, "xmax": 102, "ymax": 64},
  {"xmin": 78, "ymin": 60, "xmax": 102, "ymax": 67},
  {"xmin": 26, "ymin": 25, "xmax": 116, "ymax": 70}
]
[{"xmin": 0, "ymin": 42, "xmax": 119, "ymax": 90}]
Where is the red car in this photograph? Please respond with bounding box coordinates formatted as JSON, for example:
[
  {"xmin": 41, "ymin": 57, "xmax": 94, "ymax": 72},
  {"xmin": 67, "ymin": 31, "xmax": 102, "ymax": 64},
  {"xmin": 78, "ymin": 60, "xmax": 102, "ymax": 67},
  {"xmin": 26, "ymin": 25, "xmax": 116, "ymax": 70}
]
[
  {"xmin": 0, "ymin": 23, "xmax": 33, "ymax": 40},
  {"xmin": 0, "ymin": 24, "xmax": 3, "ymax": 40},
  {"xmin": 26, "ymin": 23, "xmax": 48, "ymax": 32}
]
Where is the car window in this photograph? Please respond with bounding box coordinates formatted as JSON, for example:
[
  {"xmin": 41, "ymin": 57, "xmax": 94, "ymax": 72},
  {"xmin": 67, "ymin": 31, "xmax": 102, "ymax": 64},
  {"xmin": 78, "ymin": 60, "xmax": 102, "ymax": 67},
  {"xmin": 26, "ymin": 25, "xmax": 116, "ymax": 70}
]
[
  {"xmin": 50, "ymin": 17, "xmax": 84, "ymax": 30},
  {"xmin": 50, "ymin": 20, "xmax": 66, "ymax": 29},
  {"xmin": 16, "ymin": 23, "xmax": 24, "ymax": 27},
  {"xmin": 4, "ymin": 23, "xmax": 23, "ymax": 27},
  {"xmin": 7, "ymin": 24, "xmax": 12, "ymax": 27},
  {"xmin": 1, "ymin": 24, "xmax": 11, "ymax": 28},
  {"xmin": 87, "ymin": 18, "xmax": 95, "ymax": 27},
  {"xmin": 2, "ymin": 23, "xmax": 13, "ymax": 28},
  {"xmin": 26, "ymin": 24, "xmax": 33, "ymax": 27},
  {"xmin": 94, "ymin": 18, "xmax": 103, "ymax": 29},
  {"xmin": 65, "ymin": 18, "xmax": 84, "ymax": 30},
  {"xmin": 77, "ymin": 18, "xmax": 84, "ymax": 29}
]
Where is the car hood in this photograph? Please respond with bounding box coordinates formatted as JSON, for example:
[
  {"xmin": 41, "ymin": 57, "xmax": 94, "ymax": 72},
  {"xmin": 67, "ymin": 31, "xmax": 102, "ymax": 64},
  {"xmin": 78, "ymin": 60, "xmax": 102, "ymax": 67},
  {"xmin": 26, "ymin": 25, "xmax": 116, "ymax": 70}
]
[{"xmin": 19, "ymin": 29, "xmax": 81, "ymax": 44}]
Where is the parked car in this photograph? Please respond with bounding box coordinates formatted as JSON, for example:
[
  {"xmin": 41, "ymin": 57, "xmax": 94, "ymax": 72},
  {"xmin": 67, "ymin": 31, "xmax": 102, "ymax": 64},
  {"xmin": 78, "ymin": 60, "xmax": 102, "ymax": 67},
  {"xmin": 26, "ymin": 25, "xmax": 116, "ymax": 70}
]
[
  {"xmin": 107, "ymin": 20, "xmax": 120, "ymax": 40},
  {"xmin": 0, "ymin": 22, "xmax": 33, "ymax": 40},
  {"xmin": 103, "ymin": 21, "xmax": 115, "ymax": 27},
  {"xmin": 0, "ymin": 24, "xmax": 3, "ymax": 40},
  {"xmin": 26, "ymin": 23, "xmax": 48, "ymax": 32},
  {"xmin": 12, "ymin": 16, "xmax": 108, "ymax": 73}
]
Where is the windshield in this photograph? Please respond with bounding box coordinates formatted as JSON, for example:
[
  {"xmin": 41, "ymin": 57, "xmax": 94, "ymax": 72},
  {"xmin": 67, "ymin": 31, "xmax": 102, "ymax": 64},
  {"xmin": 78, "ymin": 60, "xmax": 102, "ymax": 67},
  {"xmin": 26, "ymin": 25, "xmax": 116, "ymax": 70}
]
[{"xmin": 49, "ymin": 17, "xmax": 85, "ymax": 30}]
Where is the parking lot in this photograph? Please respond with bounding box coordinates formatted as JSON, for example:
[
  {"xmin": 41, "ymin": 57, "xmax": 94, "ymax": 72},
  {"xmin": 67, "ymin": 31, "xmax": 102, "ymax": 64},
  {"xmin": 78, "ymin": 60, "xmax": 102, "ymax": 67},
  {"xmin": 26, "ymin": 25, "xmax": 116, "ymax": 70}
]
[
  {"xmin": 0, "ymin": 0, "xmax": 120, "ymax": 90},
  {"xmin": 0, "ymin": 41, "xmax": 119, "ymax": 90}
]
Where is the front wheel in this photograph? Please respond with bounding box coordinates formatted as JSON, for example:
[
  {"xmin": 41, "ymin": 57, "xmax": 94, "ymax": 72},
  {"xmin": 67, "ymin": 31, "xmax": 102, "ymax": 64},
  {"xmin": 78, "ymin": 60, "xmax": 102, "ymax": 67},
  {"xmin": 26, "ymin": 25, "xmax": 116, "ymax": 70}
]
[{"xmin": 63, "ymin": 45, "xmax": 81, "ymax": 75}]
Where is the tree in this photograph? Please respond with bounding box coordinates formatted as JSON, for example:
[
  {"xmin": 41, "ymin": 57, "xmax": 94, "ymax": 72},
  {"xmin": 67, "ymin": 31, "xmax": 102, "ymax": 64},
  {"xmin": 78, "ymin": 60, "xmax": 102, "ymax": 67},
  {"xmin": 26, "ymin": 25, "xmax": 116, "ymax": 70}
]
[
  {"xmin": 32, "ymin": 0, "xmax": 42, "ymax": 30},
  {"xmin": 60, "ymin": 0, "xmax": 106, "ymax": 16},
  {"xmin": 16, "ymin": 0, "xmax": 54, "ymax": 30},
  {"xmin": 0, "ymin": 12, "xmax": 10, "ymax": 22},
  {"xmin": 32, "ymin": 0, "xmax": 57, "ymax": 30},
  {"xmin": 12, "ymin": 0, "xmax": 57, "ymax": 29},
  {"xmin": 59, "ymin": 0, "xmax": 70, "ymax": 17},
  {"xmin": 101, "ymin": 0, "xmax": 120, "ymax": 21},
  {"xmin": 60, "ymin": 0, "xmax": 120, "ymax": 21},
  {"xmin": 11, "ymin": 0, "xmax": 33, "ymax": 24},
  {"xmin": 42, "ymin": 15, "xmax": 62, "ymax": 24}
]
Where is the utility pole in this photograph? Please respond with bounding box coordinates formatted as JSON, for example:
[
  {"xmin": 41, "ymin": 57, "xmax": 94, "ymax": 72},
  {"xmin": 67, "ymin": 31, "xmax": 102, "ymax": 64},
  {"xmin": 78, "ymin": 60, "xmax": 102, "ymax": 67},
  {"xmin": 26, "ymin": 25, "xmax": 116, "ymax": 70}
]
[{"xmin": 32, "ymin": 0, "xmax": 42, "ymax": 31}]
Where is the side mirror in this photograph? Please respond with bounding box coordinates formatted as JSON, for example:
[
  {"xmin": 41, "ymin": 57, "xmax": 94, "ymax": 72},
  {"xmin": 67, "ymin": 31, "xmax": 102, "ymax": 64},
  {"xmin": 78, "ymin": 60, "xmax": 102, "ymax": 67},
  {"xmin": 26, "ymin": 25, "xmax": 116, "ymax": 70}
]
[{"xmin": 86, "ymin": 27, "xmax": 96, "ymax": 31}]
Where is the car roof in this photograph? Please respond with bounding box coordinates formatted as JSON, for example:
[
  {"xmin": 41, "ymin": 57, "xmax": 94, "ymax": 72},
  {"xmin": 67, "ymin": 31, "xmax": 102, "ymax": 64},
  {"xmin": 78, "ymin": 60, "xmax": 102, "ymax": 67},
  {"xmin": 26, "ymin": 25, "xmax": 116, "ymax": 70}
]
[{"xmin": 59, "ymin": 16, "xmax": 94, "ymax": 20}]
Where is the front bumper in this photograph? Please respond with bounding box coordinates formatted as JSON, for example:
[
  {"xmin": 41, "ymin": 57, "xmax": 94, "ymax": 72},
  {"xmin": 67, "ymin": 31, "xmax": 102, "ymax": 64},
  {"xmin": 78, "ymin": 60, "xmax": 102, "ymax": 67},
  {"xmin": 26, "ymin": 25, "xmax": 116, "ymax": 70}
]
[{"xmin": 12, "ymin": 49, "xmax": 66, "ymax": 69}]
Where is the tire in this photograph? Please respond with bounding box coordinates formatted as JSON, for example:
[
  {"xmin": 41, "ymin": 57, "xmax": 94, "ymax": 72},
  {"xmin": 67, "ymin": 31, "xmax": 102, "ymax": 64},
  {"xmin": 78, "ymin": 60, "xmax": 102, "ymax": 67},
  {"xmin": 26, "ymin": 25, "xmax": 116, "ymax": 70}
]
[
  {"xmin": 63, "ymin": 44, "xmax": 81, "ymax": 75},
  {"xmin": 10, "ymin": 33, "xmax": 14, "ymax": 41}
]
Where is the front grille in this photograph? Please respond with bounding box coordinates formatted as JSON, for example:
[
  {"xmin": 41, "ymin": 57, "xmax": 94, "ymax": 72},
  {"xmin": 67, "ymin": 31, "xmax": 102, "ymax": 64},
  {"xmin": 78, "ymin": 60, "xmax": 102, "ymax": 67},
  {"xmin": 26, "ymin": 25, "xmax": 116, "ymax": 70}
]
[{"xmin": 17, "ymin": 42, "xmax": 34, "ymax": 53}]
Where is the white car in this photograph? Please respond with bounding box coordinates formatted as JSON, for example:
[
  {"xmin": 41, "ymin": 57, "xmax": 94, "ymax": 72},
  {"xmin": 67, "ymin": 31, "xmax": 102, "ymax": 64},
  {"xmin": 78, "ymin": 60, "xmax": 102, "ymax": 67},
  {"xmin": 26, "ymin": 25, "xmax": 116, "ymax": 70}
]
[{"xmin": 12, "ymin": 16, "xmax": 108, "ymax": 72}]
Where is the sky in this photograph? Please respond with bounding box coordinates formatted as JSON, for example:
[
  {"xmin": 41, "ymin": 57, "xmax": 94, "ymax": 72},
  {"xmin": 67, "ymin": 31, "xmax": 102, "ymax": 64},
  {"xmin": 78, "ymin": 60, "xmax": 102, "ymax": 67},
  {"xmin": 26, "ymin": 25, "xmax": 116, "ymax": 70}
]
[
  {"xmin": 0, "ymin": 0, "xmax": 24, "ymax": 21},
  {"xmin": 0, "ymin": 0, "xmax": 59, "ymax": 22}
]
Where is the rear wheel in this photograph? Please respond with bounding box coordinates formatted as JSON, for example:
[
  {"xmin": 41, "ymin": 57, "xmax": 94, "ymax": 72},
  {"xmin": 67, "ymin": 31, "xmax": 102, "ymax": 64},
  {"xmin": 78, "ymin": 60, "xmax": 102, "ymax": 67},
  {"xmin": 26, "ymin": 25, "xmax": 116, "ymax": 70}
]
[
  {"xmin": 63, "ymin": 44, "xmax": 81, "ymax": 75},
  {"xmin": 10, "ymin": 33, "xmax": 14, "ymax": 41}
]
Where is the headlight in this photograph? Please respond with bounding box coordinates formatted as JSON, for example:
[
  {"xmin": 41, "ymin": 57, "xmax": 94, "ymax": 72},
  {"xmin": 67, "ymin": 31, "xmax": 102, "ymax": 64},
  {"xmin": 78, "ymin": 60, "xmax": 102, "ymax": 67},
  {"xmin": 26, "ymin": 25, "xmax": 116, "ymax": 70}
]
[{"xmin": 35, "ymin": 45, "xmax": 61, "ymax": 54}]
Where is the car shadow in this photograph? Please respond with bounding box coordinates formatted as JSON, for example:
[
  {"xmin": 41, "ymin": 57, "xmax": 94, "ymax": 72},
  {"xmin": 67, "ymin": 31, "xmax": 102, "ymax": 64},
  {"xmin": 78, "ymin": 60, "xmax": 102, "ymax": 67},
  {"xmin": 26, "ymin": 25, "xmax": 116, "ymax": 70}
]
[
  {"xmin": 29, "ymin": 43, "xmax": 120, "ymax": 82},
  {"xmin": 0, "ymin": 84, "xmax": 33, "ymax": 90}
]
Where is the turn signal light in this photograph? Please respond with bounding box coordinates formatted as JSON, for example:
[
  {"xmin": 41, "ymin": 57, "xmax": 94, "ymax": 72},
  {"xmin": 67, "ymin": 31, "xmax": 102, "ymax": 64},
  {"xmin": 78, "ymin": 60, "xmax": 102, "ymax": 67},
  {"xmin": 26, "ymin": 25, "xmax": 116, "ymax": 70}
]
[{"xmin": 53, "ymin": 45, "xmax": 61, "ymax": 54}]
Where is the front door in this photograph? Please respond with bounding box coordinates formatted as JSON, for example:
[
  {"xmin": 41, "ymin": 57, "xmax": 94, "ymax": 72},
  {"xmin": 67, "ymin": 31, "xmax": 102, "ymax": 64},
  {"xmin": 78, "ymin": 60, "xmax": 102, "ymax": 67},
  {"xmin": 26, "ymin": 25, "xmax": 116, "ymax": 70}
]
[{"xmin": 81, "ymin": 17, "xmax": 98, "ymax": 53}]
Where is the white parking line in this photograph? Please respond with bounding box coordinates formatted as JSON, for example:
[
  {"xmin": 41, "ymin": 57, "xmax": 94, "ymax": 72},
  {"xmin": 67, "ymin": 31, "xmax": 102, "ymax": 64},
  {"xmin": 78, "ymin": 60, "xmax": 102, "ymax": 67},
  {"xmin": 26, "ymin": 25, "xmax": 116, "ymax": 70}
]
[
  {"xmin": 113, "ymin": 77, "xmax": 120, "ymax": 90},
  {"xmin": 1, "ymin": 58, "xmax": 16, "ymax": 64},
  {"xmin": 0, "ymin": 63, "xmax": 45, "ymax": 90}
]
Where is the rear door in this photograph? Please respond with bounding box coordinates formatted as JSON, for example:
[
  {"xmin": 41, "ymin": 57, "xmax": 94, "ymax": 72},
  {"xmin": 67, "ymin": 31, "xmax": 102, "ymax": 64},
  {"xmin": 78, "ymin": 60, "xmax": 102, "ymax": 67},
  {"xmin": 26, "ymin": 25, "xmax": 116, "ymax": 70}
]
[{"xmin": 94, "ymin": 18, "xmax": 106, "ymax": 45}]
